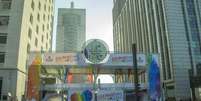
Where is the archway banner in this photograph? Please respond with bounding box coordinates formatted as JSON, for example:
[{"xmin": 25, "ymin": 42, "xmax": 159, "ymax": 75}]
[{"xmin": 40, "ymin": 53, "xmax": 147, "ymax": 68}]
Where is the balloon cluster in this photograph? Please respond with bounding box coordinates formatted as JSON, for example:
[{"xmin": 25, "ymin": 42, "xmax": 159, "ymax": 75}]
[{"xmin": 70, "ymin": 90, "xmax": 92, "ymax": 101}]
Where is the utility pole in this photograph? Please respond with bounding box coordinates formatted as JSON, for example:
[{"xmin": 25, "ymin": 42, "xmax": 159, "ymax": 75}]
[{"xmin": 132, "ymin": 44, "xmax": 139, "ymax": 101}]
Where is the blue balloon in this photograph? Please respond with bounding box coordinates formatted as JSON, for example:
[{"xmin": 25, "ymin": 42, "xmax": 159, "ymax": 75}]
[{"xmin": 82, "ymin": 90, "xmax": 92, "ymax": 101}]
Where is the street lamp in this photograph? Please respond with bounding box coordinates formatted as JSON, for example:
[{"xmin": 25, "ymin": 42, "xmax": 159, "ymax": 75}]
[{"xmin": 132, "ymin": 43, "xmax": 139, "ymax": 101}]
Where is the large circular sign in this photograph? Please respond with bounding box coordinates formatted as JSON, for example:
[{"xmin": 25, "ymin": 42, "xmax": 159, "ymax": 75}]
[{"xmin": 82, "ymin": 39, "xmax": 109, "ymax": 64}]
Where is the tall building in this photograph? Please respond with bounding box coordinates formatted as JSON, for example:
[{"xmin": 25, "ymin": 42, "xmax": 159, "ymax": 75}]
[
  {"xmin": 0, "ymin": 0, "xmax": 54, "ymax": 100},
  {"xmin": 56, "ymin": 2, "xmax": 86, "ymax": 52},
  {"xmin": 113, "ymin": 0, "xmax": 201, "ymax": 100}
]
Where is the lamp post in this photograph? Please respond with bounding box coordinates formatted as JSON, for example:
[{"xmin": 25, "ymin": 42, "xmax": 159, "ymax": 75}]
[
  {"xmin": 132, "ymin": 44, "xmax": 139, "ymax": 101},
  {"xmin": 93, "ymin": 65, "xmax": 98, "ymax": 101}
]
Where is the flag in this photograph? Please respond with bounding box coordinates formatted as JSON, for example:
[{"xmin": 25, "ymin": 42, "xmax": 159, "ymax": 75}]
[{"xmin": 148, "ymin": 55, "xmax": 161, "ymax": 100}]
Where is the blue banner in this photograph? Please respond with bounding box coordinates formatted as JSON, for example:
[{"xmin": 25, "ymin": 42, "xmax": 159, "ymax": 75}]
[{"xmin": 148, "ymin": 55, "xmax": 161, "ymax": 100}]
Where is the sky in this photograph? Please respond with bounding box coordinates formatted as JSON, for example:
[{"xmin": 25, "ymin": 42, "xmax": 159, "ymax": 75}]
[{"xmin": 52, "ymin": 0, "xmax": 114, "ymax": 51}]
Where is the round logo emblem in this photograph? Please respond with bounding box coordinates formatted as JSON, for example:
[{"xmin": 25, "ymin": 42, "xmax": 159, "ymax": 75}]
[{"xmin": 82, "ymin": 39, "xmax": 109, "ymax": 64}]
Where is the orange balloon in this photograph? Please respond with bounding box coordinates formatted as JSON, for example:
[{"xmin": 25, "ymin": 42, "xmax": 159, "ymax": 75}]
[{"xmin": 67, "ymin": 73, "xmax": 73, "ymax": 83}]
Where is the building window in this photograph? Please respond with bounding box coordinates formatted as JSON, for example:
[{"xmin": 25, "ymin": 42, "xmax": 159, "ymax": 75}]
[
  {"xmin": 35, "ymin": 38, "xmax": 38, "ymax": 47},
  {"xmin": 48, "ymin": 15, "xmax": 50, "ymax": 20},
  {"xmin": 0, "ymin": 52, "xmax": 5, "ymax": 63},
  {"xmin": 49, "ymin": 37, "xmax": 51, "ymax": 42},
  {"xmin": 27, "ymin": 44, "xmax": 30, "ymax": 53},
  {"xmin": 0, "ymin": 0, "xmax": 11, "ymax": 9},
  {"xmin": 0, "ymin": 78, "xmax": 2, "ymax": 97},
  {"xmin": 38, "ymin": 2, "xmax": 41, "ymax": 10},
  {"xmin": 44, "ymin": 4, "xmax": 46, "ymax": 11},
  {"xmin": 48, "ymin": 6, "xmax": 50, "ymax": 12},
  {"xmin": 29, "ymin": 14, "xmax": 33, "ymax": 24},
  {"xmin": 42, "ymin": 24, "xmax": 45, "ymax": 31},
  {"xmin": 41, "ymin": 35, "xmax": 44, "ymax": 42},
  {"xmin": 41, "ymin": 46, "xmax": 43, "ymax": 52},
  {"xmin": 36, "ymin": 25, "xmax": 39, "ymax": 34},
  {"xmin": 50, "ymin": 21, "xmax": 53, "ymax": 29},
  {"xmin": 0, "ymin": 33, "xmax": 7, "ymax": 44},
  {"xmin": 46, "ymin": 33, "xmax": 48, "ymax": 39},
  {"xmin": 43, "ymin": 14, "xmax": 45, "ymax": 21},
  {"xmin": 28, "ymin": 28, "xmax": 32, "ymax": 39},
  {"xmin": 37, "ymin": 13, "xmax": 40, "ymax": 21},
  {"xmin": 0, "ymin": 16, "xmax": 9, "ymax": 26},
  {"xmin": 2, "ymin": 95, "xmax": 7, "ymax": 100},
  {"xmin": 46, "ymin": 43, "xmax": 48, "ymax": 49},
  {"xmin": 31, "ymin": 1, "xmax": 34, "ymax": 10},
  {"xmin": 47, "ymin": 23, "xmax": 49, "ymax": 30}
]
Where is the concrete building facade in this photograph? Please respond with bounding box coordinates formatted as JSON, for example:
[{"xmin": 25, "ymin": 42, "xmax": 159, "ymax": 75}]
[
  {"xmin": 0, "ymin": 0, "xmax": 54, "ymax": 100},
  {"xmin": 113, "ymin": 0, "xmax": 201, "ymax": 100},
  {"xmin": 56, "ymin": 2, "xmax": 86, "ymax": 52}
]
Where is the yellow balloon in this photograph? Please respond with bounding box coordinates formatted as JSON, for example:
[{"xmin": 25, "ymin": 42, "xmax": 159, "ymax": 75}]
[{"xmin": 77, "ymin": 92, "xmax": 82, "ymax": 101}]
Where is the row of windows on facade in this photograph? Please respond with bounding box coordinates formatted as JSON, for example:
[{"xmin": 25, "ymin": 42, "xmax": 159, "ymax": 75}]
[
  {"xmin": 0, "ymin": 0, "xmax": 53, "ymax": 11},
  {"xmin": 0, "ymin": 33, "xmax": 49, "ymax": 59},
  {"xmin": 28, "ymin": 23, "xmax": 50, "ymax": 36},
  {"xmin": 0, "ymin": 0, "xmax": 12, "ymax": 9},
  {"xmin": 0, "ymin": 16, "xmax": 50, "ymax": 42},
  {"xmin": 0, "ymin": 15, "xmax": 51, "ymax": 30},
  {"xmin": 27, "ymin": 42, "xmax": 49, "ymax": 52},
  {"xmin": 29, "ymin": 14, "xmax": 53, "ymax": 34},
  {"xmin": 0, "ymin": 45, "xmax": 49, "ymax": 64},
  {"xmin": 31, "ymin": 0, "xmax": 53, "ymax": 13},
  {"xmin": 28, "ymin": 28, "xmax": 50, "ymax": 41},
  {"xmin": 34, "ymin": 37, "xmax": 50, "ymax": 47},
  {"xmin": 30, "ymin": 13, "xmax": 52, "ymax": 24},
  {"xmin": 0, "ymin": 15, "xmax": 52, "ymax": 29}
]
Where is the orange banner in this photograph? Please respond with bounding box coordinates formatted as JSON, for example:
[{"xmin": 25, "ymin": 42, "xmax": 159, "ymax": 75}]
[{"xmin": 26, "ymin": 54, "xmax": 42, "ymax": 101}]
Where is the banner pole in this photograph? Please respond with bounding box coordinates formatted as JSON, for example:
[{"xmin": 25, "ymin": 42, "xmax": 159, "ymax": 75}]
[{"xmin": 132, "ymin": 43, "xmax": 139, "ymax": 101}]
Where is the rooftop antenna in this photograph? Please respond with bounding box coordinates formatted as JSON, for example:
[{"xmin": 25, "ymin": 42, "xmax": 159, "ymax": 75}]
[{"xmin": 70, "ymin": 1, "xmax": 74, "ymax": 8}]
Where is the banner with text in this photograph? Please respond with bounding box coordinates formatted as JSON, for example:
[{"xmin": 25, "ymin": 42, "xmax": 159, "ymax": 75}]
[
  {"xmin": 42, "ymin": 53, "xmax": 77, "ymax": 65},
  {"xmin": 104, "ymin": 53, "xmax": 146, "ymax": 67},
  {"xmin": 97, "ymin": 90, "xmax": 124, "ymax": 101}
]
